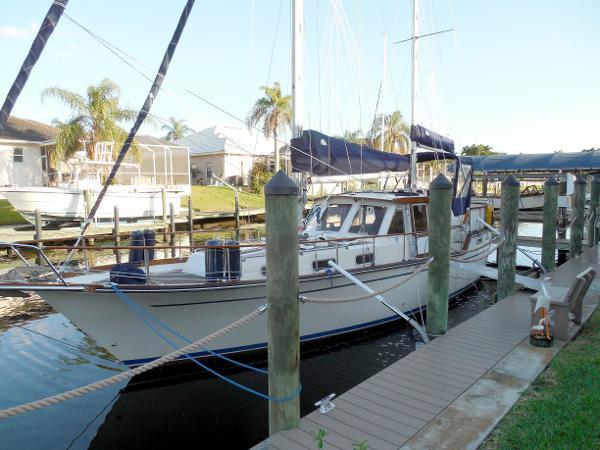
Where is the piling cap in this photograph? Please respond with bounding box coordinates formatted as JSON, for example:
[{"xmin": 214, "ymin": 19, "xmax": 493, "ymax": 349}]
[
  {"xmin": 575, "ymin": 174, "xmax": 586, "ymax": 185},
  {"xmin": 502, "ymin": 174, "xmax": 520, "ymax": 187},
  {"xmin": 429, "ymin": 173, "xmax": 453, "ymax": 189},
  {"xmin": 545, "ymin": 176, "xmax": 559, "ymax": 186},
  {"xmin": 264, "ymin": 170, "xmax": 299, "ymax": 195}
]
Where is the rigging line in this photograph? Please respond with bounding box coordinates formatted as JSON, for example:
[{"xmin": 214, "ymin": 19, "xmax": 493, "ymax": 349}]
[
  {"xmin": 64, "ymin": 10, "xmax": 361, "ymax": 181},
  {"xmin": 0, "ymin": 0, "xmax": 69, "ymax": 128},
  {"xmin": 63, "ymin": 0, "xmax": 197, "ymax": 269}
]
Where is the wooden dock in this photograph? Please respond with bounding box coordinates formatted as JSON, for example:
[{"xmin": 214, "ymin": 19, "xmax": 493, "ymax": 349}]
[{"xmin": 253, "ymin": 248, "xmax": 600, "ymax": 450}]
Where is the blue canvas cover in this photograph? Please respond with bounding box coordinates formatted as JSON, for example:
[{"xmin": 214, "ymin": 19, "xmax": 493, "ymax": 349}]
[
  {"xmin": 464, "ymin": 151, "xmax": 600, "ymax": 173},
  {"xmin": 291, "ymin": 130, "xmax": 410, "ymax": 176},
  {"xmin": 411, "ymin": 125, "xmax": 455, "ymax": 153}
]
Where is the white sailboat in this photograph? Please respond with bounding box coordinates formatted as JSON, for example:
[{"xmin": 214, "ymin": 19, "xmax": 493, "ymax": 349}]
[{"xmin": 0, "ymin": 0, "xmax": 497, "ymax": 368}]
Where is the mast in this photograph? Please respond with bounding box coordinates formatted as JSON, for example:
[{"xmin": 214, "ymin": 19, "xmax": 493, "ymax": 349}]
[
  {"xmin": 292, "ymin": 0, "xmax": 304, "ymax": 141},
  {"xmin": 409, "ymin": 0, "xmax": 419, "ymax": 189},
  {"xmin": 380, "ymin": 33, "xmax": 387, "ymax": 152}
]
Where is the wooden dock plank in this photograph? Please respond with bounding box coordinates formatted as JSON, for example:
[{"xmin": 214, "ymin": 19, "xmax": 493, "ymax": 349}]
[
  {"xmin": 351, "ymin": 385, "xmax": 437, "ymax": 421},
  {"xmin": 298, "ymin": 418, "xmax": 356, "ymax": 449},
  {"xmin": 342, "ymin": 391, "xmax": 427, "ymax": 430},
  {"xmin": 280, "ymin": 426, "xmax": 339, "ymax": 450},
  {"xmin": 376, "ymin": 370, "xmax": 463, "ymax": 400}
]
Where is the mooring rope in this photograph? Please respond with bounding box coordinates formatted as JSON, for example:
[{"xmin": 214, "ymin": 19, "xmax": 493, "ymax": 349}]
[
  {"xmin": 0, "ymin": 304, "xmax": 266, "ymax": 419},
  {"xmin": 450, "ymin": 239, "xmax": 504, "ymax": 264},
  {"xmin": 300, "ymin": 258, "xmax": 433, "ymax": 303}
]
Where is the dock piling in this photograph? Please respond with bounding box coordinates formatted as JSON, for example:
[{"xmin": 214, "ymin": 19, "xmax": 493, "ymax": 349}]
[
  {"xmin": 161, "ymin": 188, "xmax": 167, "ymax": 224},
  {"xmin": 169, "ymin": 202, "xmax": 176, "ymax": 258},
  {"xmin": 265, "ymin": 171, "xmax": 300, "ymax": 434},
  {"xmin": 498, "ymin": 175, "xmax": 520, "ymax": 301},
  {"xmin": 187, "ymin": 196, "xmax": 194, "ymax": 249},
  {"xmin": 427, "ymin": 174, "xmax": 452, "ymax": 336},
  {"xmin": 113, "ymin": 205, "xmax": 121, "ymax": 264},
  {"xmin": 589, "ymin": 176, "xmax": 600, "ymax": 246},
  {"xmin": 541, "ymin": 176, "xmax": 559, "ymax": 271},
  {"xmin": 234, "ymin": 192, "xmax": 240, "ymax": 242},
  {"xmin": 34, "ymin": 209, "xmax": 43, "ymax": 265},
  {"xmin": 570, "ymin": 174, "xmax": 586, "ymax": 257}
]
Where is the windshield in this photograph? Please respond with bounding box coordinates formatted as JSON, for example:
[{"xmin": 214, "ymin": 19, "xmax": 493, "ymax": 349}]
[{"xmin": 313, "ymin": 203, "xmax": 353, "ymax": 232}]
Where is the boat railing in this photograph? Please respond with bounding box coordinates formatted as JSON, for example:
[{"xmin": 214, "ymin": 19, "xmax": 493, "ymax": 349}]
[{"xmin": 0, "ymin": 242, "xmax": 68, "ymax": 285}]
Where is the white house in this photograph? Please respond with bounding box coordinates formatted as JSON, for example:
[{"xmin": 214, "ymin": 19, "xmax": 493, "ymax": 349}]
[
  {"xmin": 0, "ymin": 116, "xmax": 56, "ymax": 187},
  {"xmin": 175, "ymin": 124, "xmax": 276, "ymax": 185}
]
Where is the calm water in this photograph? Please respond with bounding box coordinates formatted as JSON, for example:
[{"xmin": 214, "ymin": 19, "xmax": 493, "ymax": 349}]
[{"xmin": 0, "ymin": 222, "xmax": 542, "ymax": 449}]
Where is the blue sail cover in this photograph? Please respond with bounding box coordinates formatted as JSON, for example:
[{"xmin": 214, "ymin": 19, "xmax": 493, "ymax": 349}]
[
  {"xmin": 411, "ymin": 125, "xmax": 455, "ymax": 153},
  {"xmin": 291, "ymin": 130, "xmax": 410, "ymax": 176}
]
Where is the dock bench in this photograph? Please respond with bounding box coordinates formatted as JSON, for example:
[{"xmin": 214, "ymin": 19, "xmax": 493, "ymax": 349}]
[{"xmin": 530, "ymin": 267, "xmax": 596, "ymax": 340}]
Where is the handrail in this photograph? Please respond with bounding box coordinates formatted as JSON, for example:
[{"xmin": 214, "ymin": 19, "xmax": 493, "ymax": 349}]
[{"xmin": 0, "ymin": 242, "xmax": 67, "ymax": 285}]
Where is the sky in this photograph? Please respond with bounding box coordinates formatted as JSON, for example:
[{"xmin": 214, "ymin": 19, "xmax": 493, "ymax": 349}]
[{"xmin": 0, "ymin": 0, "xmax": 599, "ymax": 154}]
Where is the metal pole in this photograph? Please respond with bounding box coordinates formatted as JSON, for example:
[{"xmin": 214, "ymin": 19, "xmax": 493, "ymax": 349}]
[
  {"xmin": 266, "ymin": 171, "xmax": 300, "ymax": 435},
  {"xmin": 34, "ymin": 209, "xmax": 43, "ymax": 266},
  {"xmin": 427, "ymin": 174, "xmax": 452, "ymax": 335},
  {"xmin": 541, "ymin": 176, "xmax": 559, "ymax": 271},
  {"xmin": 497, "ymin": 174, "xmax": 519, "ymax": 301},
  {"xmin": 114, "ymin": 205, "xmax": 121, "ymax": 264},
  {"xmin": 588, "ymin": 175, "xmax": 600, "ymax": 247},
  {"xmin": 169, "ymin": 202, "xmax": 176, "ymax": 258},
  {"xmin": 570, "ymin": 174, "xmax": 586, "ymax": 257}
]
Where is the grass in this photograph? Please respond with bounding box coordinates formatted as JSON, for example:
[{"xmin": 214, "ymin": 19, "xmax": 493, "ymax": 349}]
[
  {"xmin": 185, "ymin": 185, "xmax": 264, "ymax": 212},
  {"xmin": 0, "ymin": 199, "xmax": 28, "ymax": 226},
  {"xmin": 481, "ymin": 308, "xmax": 600, "ymax": 450}
]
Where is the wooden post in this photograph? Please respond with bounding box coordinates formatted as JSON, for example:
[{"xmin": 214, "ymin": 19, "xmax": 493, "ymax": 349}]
[
  {"xmin": 557, "ymin": 206, "xmax": 568, "ymax": 265},
  {"xmin": 161, "ymin": 188, "xmax": 167, "ymax": 224},
  {"xmin": 187, "ymin": 196, "xmax": 194, "ymax": 251},
  {"xmin": 34, "ymin": 209, "xmax": 43, "ymax": 265},
  {"xmin": 265, "ymin": 171, "xmax": 300, "ymax": 434},
  {"xmin": 83, "ymin": 189, "xmax": 93, "ymax": 227},
  {"xmin": 234, "ymin": 191, "xmax": 240, "ymax": 241},
  {"xmin": 113, "ymin": 205, "xmax": 122, "ymax": 264},
  {"xmin": 588, "ymin": 175, "xmax": 600, "ymax": 247},
  {"xmin": 169, "ymin": 202, "xmax": 176, "ymax": 258},
  {"xmin": 427, "ymin": 174, "xmax": 452, "ymax": 336},
  {"xmin": 482, "ymin": 175, "xmax": 488, "ymax": 197},
  {"xmin": 541, "ymin": 176, "xmax": 559, "ymax": 271},
  {"xmin": 570, "ymin": 174, "xmax": 586, "ymax": 257},
  {"xmin": 497, "ymin": 175, "xmax": 520, "ymax": 301}
]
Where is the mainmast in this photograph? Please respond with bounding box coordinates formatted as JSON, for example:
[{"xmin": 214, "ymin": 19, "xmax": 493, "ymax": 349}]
[
  {"xmin": 409, "ymin": 0, "xmax": 419, "ymax": 189},
  {"xmin": 380, "ymin": 33, "xmax": 387, "ymax": 152},
  {"xmin": 292, "ymin": 0, "xmax": 304, "ymax": 141}
]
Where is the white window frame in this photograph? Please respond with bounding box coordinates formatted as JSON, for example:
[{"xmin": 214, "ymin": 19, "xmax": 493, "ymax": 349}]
[{"xmin": 13, "ymin": 148, "xmax": 24, "ymax": 163}]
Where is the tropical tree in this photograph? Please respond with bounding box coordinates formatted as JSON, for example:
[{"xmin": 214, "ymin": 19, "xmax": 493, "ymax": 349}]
[
  {"xmin": 41, "ymin": 78, "xmax": 138, "ymax": 165},
  {"xmin": 246, "ymin": 81, "xmax": 291, "ymax": 172},
  {"xmin": 161, "ymin": 117, "xmax": 195, "ymax": 141},
  {"xmin": 461, "ymin": 144, "xmax": 501, "ymax": 156},
  {"xmin": 368, "ymin": 111, "xmax": 410, "ymax": 154},
  {"xmin": 339, "ymin": 129, "xmax": 365, "ymax": 145}
]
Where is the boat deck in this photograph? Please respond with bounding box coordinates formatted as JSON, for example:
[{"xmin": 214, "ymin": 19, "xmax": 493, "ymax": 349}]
[{"xmin": 252, "ymin": 247, "xmax": 600, "ymax": 450}]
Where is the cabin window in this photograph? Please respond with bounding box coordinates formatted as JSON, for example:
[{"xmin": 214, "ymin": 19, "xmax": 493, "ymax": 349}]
[
  {"xmin": 412, "ymin": 204, "xmax": 428, "ymax": 232},
  {"xmin": 13, "ymin": 148, "xmax": 23, "ymax": 163},
  {"xmin": 356, "ymin": 253, "xmax": 373, "ymax": 265},
  {"xmin": 348, "ymin": 205, "xmax": 386, "ymax": 235},
  {"xmin": 388, "ymin": 209, "xmax": 405, "ymax": 234},
  {"xmin": 318, "ymin": 204, "xmax": 352, "ymax": 232}
]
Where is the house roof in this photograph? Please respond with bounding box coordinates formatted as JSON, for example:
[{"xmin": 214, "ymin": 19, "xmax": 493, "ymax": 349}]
[
  {"xmin": 175, "ymin": 124, "xmax": 275, "ymax": 156},
  {"xmin": 135, "ymin": 134, "xmax": 187, "ymax": 148},
  {"xmin": 0, "ymin": 116, "xmax": 57, "ymax": 143}
]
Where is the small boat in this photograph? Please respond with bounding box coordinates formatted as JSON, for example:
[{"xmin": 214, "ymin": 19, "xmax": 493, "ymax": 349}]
[{"xmin": 0, "ymin": 141, "xmax": 189, "ymax": 225}]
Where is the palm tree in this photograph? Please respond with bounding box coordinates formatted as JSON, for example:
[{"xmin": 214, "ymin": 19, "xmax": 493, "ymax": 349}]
[
  {"xmin": 340, "ymin": 129, "xmax": 365, "ymax": 145},
  {"xmin": 161, "ymin": 117, "xmax": 195, "ymax": 141},
  {"xmin": 246, "ymin": 82, "xmax": 291, "ymax": 172},
  {"xmin": 368, "ymin": 111, "xmax": 410, "ymax": 154},
  {"xmin": 41, "ymin": 78, "xmax": 137, "ymax": 164}
]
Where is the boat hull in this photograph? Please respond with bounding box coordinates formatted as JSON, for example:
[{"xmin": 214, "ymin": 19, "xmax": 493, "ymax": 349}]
[
  {"xmin": 37, "ymin": 261, "xmax": 481, "ymax": 367},
  {"xmin": 0, "ymin": 187, "xmax": 182, "ymax": 224}
]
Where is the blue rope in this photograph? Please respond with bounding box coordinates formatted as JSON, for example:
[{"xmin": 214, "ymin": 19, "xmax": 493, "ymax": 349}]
[
  {"xmin": 110, "ymin": 283, "xmax": 301, "ymax": 402},
  {"xmin": 112, "ymin": 284, "xmax": 267, "ymax": 374}
]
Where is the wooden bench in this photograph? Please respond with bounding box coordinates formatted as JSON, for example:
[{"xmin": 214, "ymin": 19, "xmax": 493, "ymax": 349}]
[{"xmin": 530, "ymin": 267, "xmax": 596, "ymax": 340}]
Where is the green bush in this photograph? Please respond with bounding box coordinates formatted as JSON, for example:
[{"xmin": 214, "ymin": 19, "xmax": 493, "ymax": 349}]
[{"xmin": 249, "ymin": 161, "xmax": 273, "ymax": 194}]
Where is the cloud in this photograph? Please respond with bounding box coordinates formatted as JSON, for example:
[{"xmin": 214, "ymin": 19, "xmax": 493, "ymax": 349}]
[{"xmin": 0, "ymin": 22, "xmax": 37, "ymax": 39}]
